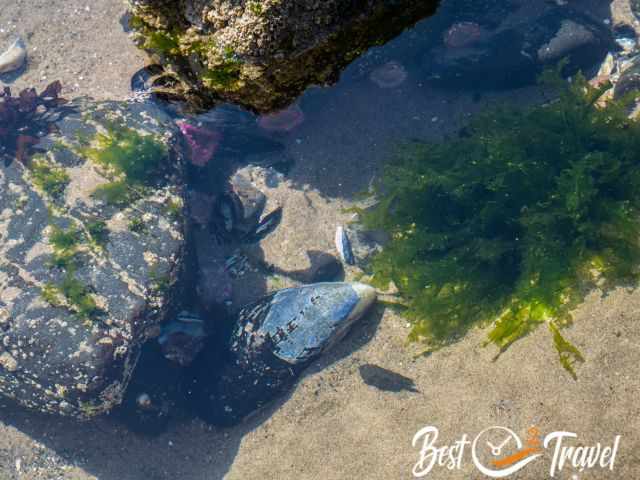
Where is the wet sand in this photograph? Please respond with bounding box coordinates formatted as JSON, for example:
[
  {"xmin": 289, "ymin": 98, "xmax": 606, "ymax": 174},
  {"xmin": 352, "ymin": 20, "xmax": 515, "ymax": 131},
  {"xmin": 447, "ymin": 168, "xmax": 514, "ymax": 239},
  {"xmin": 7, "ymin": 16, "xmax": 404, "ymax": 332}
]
[{"xmin": 0, "ymin": 0, "xmax": 639, "ymax": 479}]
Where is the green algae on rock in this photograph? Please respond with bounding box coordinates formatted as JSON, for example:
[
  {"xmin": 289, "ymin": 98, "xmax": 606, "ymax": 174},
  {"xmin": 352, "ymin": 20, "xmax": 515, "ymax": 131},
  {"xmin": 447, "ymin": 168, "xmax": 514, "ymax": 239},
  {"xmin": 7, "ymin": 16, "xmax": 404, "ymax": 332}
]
[
  {"xmin": 0, "ymin": 97, "xmax": 185, "ymax": 417},
  {"xmin": 126, "ymin": 0, "xmax": 438, "ymax": 112},
  {"xmin": 359, "ymin": 73, "xmax": 640, "ymax": 378}
]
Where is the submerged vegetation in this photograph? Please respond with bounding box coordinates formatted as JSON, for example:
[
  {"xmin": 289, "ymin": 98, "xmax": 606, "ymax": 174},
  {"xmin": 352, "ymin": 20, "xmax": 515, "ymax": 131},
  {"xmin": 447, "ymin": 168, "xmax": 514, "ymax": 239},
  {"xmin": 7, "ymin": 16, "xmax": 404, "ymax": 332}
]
[
  {"xmin": 82, "ymin": 122, "xmax": 167, "ymax": 183},
  {"xmin": 360, "ymin": 72, "xmax": 640, "ymax": 377},
  {"xmin": 29, "ymin": 157, "xmax": 70, "ymax": 200},
  {"xmin": 81, "ymin": 122, "xmax": 168, "ymax": 206},
  {"xmin": 44, "ymin": 223, "xmax": 101, "ymax": 322}
]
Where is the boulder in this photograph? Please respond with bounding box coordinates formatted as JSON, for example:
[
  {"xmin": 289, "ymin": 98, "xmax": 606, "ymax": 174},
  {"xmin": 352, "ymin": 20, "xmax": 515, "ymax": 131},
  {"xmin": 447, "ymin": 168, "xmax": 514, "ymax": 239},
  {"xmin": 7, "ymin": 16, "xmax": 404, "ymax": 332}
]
[
  {"xmin": 126, "ymin": 0, "xmax": 438, "ymax": 112},
  {"xmin": 0, "ymin": 95, "xmax": 185, "ymax": 417}
]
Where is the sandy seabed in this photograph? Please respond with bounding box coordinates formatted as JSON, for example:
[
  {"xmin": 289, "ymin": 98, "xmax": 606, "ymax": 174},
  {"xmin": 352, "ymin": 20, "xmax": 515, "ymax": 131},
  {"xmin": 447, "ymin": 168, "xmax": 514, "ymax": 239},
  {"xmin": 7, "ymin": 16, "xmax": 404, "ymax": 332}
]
[{"xmin": 0, "ymin": 0, "xmax": 639, "ymax": 479}]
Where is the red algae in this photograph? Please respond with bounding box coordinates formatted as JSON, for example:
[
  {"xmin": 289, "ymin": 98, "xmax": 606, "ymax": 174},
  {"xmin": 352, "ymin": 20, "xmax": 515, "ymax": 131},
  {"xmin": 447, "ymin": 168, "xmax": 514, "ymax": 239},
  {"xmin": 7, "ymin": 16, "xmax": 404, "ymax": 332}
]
[
  {"xmin": 257, "ymin": 104, "xmax": 305, "ymax": 132},
  {"xmin": 177, "ymin": 120, "xmax": 222, "ymax": 167},
  {"xmin": 443, "ymin": 22, "xmax": 484, "ymax": 49}
]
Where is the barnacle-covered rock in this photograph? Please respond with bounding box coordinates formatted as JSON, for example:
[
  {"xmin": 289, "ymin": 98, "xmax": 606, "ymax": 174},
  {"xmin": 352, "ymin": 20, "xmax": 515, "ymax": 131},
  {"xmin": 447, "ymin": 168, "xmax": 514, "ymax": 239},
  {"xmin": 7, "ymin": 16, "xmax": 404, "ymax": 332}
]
[
  {"xmin": 0, "ymin": 92, "xmax": 185, "ymax": 417},
  {"xmin": 126, "ymin": 0, "xmax": 438, "ymax": 112}
]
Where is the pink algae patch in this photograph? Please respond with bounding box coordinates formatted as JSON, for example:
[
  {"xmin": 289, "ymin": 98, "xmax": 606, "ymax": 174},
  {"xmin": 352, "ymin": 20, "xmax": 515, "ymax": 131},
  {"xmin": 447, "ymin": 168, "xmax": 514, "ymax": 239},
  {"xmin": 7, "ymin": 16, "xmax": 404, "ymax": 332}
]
[
  {"xmin": 443, "ymin": 22, "xmax": 484, "ymax": 49},
  {"xmin": 369, "ymin": 61, "xmax": 408, "ymax": 88},
  {"xmin": 257, "ymin": 104, "xmax": 305, "ymax": 132},
  {"xmin": 177, "ymin": 120, "xmax": 222, "ymax": 167}
]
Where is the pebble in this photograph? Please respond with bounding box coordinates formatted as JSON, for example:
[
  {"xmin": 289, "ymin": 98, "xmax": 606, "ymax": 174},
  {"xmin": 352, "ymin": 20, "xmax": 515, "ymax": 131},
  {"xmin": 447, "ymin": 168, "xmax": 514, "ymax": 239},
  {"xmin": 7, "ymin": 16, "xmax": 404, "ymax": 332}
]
[{"xmin": 0, "ymin": 37, "xmax": 26, "ymax": 74}]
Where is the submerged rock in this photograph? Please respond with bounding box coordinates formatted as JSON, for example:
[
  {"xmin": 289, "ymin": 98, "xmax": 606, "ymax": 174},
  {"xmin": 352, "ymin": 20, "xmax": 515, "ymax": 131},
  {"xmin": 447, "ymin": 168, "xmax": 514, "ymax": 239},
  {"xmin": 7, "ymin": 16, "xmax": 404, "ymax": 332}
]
[
  {"xmin": 0, "ymin": 96, "xmax": 185, "ymax": 417},
  {"xmin": 614, "ymin": 55, "xmax": 640, "ymax": 100},
  {"xmin": 424, "ymin": 7, "xmax": 614, "ymax": 90},
  {"xmin": 158, "ymin": 311, "xmax": 208, "ymax": 366},
  {"xmin": 190, "ymin": 282, "xmax": 376, "ymax": 426},
  {"xmin": 126, "ymin": 0, "xmax": 438, "ymax": 112}
]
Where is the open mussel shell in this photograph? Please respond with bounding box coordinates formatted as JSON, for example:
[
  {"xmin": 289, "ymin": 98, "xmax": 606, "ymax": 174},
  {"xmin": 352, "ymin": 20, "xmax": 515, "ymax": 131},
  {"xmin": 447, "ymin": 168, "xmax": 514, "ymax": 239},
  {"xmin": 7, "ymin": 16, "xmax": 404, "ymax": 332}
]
[
  {"xmin": 212, "ymin": 193, "xmax": 242, "ymax": 236},
  {"xmin": 130, "ymin": 64, "xmax": 165, "ymax": 93}
]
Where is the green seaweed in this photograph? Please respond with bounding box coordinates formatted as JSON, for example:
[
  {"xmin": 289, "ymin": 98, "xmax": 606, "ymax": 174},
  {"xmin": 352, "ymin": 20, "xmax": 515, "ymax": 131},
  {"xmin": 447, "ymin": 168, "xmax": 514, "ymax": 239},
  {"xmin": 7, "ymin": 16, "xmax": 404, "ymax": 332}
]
[
  {"xmin": 82, "ymin": 123, "xmax": 167, "ymax": 184},
  {"xmin": 45, "ymin": 223, "xmax": 102, "ymax": 322},
  {"xmin": 202, "ymin": 47, "xmax": 242, "ymax": 89},
  {"xmin": 149, "ymin": 264, "xmax": 171, "ymax": 296},
  {"xmin": 164, "ymin": 197, "xmax": 183, "ymax": 220},
  {"xmin": 41, "ymin": 283, "xmax": 63, "ymax": 307},
  {"xmin": 58, "ymin": 274, "xmax": 100, "ymax": 320},
  {"xmin": 359, "ymin": 72, "xmax": 640, "ymax": 377},
  {"xmin": 92, "ymin": 180, "xmax": 138, "ymax": 207},
  {"xmin": 49, "ymin": 224, "xmax": 83, "ymax": 254},
  {"xmin": 128, "ymin": 217, "xmax": 147, "ymax": 234},
  {"xmin": 248, "ymin": 1, "xmax": 263, "ymax": 15},
  {"xmin": 29, "ymin": 159, "xmax": 70, "ymax": 199},
  {"xmin": 86, "ymin": 220, "xmax": 109, "ymax": 248},
  {"xmin": 82, "ymin": 123, "xmax": 166, "ymax": 207},
  {"xmin": 145, "ymin": 31, "xmax": 181, "ymax": 55}
]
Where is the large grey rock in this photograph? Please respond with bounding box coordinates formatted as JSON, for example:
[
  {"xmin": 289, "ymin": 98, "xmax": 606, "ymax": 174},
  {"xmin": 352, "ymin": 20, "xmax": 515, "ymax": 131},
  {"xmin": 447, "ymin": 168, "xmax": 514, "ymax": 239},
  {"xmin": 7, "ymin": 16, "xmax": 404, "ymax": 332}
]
[
  {"xmin": 0, "ymin": 98, "xmax": 185, "ymax": 417},
  {"xmin": 126, "ymin": 0, "xmax": 438, "ymax": 112}
]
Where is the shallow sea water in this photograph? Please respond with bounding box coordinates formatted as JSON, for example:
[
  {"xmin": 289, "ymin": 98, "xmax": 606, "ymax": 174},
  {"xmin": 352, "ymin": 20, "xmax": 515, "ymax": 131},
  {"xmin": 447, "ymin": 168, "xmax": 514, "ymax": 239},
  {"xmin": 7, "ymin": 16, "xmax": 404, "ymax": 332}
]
[{"xmin": 0, "ymin": 0, "xmax": 635, "ymax": 479}]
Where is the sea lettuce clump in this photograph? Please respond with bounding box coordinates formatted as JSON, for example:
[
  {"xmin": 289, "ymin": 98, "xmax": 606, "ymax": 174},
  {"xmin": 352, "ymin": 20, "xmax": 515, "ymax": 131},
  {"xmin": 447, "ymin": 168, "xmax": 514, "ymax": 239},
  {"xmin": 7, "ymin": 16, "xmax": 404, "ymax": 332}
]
[
  {"xmin": 81, "ymin": 122, "xmax": 168, "ymax": 206},
  {"xmin": 360, "ymin": 73, "xmax": 640, "ymax": 377}
]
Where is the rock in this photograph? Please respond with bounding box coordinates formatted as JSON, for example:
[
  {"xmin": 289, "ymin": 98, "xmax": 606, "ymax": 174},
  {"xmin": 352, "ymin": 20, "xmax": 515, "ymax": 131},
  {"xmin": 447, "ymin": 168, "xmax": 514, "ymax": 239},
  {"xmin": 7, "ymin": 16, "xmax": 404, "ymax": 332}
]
[
  {"xmin": 192, "ymin": 227, "xmax": 233, "ymax": 310},
  {"xmin": 227, "ymin": 172, "xmax": 267, "ymax": 236},
  {"xmin": 342, "ymin": 223, "xmax": 384, "ymax": 267},
  {"xmin": 126, "ymin": 0, "xmax": 439, "ymax": 112},
  {"xmin": 0, "ymin": 95, "xmax": 185, "ymax": 417},
  {"xmin": 158, "ymin": 311, "xmax": 208, "ymax": 366},
  {"xmin": 423, "ymin": 7, "xmax": 614, "ymax": 90},
  {"xmin": 614, "ymin": 55, "xmax": 640, "ymax": 99},
  {"xmin": 632, "ymin": 0, "xmax": 640, "ymax": 21},
  {"xmin": 189, "ymin": 282, "xmax": 376, "ymax": 426},
  {"xmin": 307, "ymin": 252, "xmax": 343, "ymax": 283}
]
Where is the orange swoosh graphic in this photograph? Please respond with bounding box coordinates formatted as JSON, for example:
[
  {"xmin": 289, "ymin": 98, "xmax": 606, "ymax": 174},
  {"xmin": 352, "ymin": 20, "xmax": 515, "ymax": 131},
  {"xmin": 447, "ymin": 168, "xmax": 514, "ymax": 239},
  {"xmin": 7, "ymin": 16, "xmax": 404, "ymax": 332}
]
[{"xmin": 492, "ymin": 447, "xmax": 541, "ymax": 468}]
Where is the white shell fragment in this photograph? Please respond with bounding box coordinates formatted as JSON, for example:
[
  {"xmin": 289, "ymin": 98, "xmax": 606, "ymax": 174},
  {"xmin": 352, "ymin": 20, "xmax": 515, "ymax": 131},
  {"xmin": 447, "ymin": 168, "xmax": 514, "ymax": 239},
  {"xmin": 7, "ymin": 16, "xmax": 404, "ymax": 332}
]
[
  {"xmin": 0, "ymin": 37, "xmax": 27, "ymax": 74},
  {"xmin": 335, "ymin": 225, "xmax": 355, "ymax": 265}
]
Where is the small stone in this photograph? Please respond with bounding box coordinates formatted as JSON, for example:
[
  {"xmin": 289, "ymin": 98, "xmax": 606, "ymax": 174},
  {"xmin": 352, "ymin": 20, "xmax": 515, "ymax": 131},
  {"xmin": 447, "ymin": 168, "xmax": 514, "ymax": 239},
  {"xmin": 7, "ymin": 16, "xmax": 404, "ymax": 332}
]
[{"xmin": 0, "ymin": 352, "xmax": 18, "ymax": 372}]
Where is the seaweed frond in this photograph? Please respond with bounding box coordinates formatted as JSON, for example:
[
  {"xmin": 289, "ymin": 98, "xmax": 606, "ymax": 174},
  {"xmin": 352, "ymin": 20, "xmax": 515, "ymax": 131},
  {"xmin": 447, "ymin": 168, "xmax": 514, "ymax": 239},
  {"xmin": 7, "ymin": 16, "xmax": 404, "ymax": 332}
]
[{"xmin": 360, "ymin": 71, "xmax": 640, "ymax": 376}]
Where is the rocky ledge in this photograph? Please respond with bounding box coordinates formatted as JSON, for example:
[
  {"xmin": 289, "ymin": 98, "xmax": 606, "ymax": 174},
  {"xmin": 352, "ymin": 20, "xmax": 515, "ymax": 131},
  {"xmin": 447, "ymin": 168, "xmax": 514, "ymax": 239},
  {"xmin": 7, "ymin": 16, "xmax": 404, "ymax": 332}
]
[
  {"xmin": 126, "ymin": 0, "xmax": 438, "ymax": 112},
  {"xmin": 0, "ymin": 92, "xmax": 184, "ymax": 417}
]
